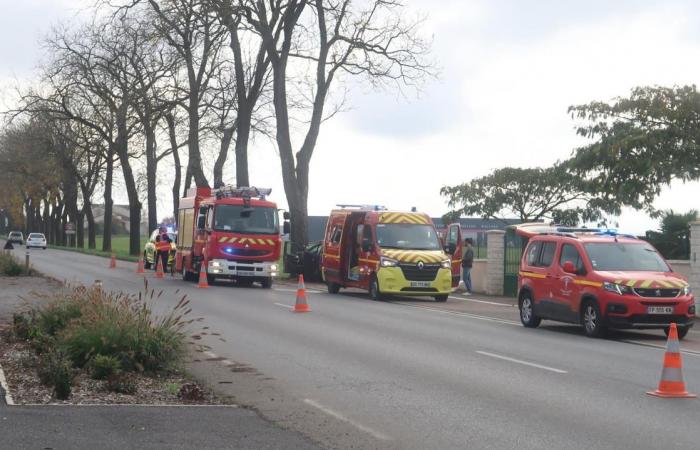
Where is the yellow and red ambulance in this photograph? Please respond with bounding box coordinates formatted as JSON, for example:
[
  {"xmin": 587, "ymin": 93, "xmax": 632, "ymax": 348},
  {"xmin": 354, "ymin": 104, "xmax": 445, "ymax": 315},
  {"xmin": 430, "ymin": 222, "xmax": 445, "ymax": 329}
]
[{"xmin": 321, "ymin": 206, "xmax": 462, "ymax": 302}]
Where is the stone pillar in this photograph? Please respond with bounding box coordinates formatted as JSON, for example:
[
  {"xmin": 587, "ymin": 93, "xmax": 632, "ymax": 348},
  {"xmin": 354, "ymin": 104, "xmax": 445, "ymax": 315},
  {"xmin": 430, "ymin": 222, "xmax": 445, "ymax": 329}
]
[
  {"xmin": 486, "ymin": 230, "xmax": 505, "ymax": 296},
  {"xmin": 689, "ymin": 222, "xmax": 700, "ymax": 316}
]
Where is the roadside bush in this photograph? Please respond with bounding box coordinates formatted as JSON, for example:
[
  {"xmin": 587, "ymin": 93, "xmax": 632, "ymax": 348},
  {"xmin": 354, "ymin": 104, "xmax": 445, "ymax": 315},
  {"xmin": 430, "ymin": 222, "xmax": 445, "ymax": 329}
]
[
  {"xmin": 106, "ymin": 372, "xmax": 138, "ymax": 395},
  {"xmin": 178, "ymin": 383, "xmax": 205, "ymax": 402},
  {"xmin": 37, "ymin": 349, "xmax": 74, "ymax": 400},
  {"xmin": 90, "ymin": 355, "xmax": 121, "ymax": 380},
  {"xmin": 12, "ymin": 312, "xmax": 32, "ymax": 340},
  {"xmin": 35, "ymin": 300, "xmax": 83, "ymax": 336},
  {"xmin": 0, "ymin": 252, "xmax": 23, "ymax": 276}
]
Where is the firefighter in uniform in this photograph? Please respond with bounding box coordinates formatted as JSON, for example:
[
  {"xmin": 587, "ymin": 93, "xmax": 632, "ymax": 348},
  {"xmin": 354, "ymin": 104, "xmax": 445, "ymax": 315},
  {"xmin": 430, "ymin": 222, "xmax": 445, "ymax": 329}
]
[{"xmin": 154, "ymin": 226, "xmax": 171, "ymax": 272}]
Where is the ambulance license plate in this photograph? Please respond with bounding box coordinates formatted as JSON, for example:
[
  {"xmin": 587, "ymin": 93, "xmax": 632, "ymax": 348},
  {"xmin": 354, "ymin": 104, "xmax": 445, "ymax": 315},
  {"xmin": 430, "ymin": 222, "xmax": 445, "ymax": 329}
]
[
  {"xmin": 410, "ymin": 281, "xmax": 431, "ymax": 288},
  {"xmin": 647, "ymin": 306, "xmax": 673, "ymax": 314}
]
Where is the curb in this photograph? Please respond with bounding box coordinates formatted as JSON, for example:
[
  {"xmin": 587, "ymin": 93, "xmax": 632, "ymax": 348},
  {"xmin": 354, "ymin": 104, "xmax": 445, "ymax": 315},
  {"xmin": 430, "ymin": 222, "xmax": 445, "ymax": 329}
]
[{"xmin": 0, "ymin": 362, "xmax": 15, "ymax": 406}]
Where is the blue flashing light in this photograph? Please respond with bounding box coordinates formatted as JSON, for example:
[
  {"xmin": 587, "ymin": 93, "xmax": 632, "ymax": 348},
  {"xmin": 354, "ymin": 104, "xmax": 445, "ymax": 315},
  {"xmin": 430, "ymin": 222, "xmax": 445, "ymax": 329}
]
[{"xmin": 224, "ymin": 247, "xmax": 234, "ymax": 254}]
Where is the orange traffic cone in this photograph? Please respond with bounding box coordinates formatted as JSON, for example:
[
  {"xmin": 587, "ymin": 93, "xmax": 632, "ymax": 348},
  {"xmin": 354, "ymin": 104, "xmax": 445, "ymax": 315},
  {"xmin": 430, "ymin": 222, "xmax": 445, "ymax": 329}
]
[
  {"xmin": 109, "ymin": 253, "xmax": 116, "ymax": 269},
  {"xmin": 197, "ymin": 265, "xmax": 209, "ymax": 289},
  {"xmin": 155, "ymin": 258, "xmax": 164, "ymax": 279},
  {"xmin": 136, "ymin": 256, "xmax": 145, "ymax": 274},
  {"xmin": 647, "ymin": 323, "xmax": 696, "ymax": 398},
  {"xmin": 292, "ymin": 275, "xmax": 311, "ymax": 313}
]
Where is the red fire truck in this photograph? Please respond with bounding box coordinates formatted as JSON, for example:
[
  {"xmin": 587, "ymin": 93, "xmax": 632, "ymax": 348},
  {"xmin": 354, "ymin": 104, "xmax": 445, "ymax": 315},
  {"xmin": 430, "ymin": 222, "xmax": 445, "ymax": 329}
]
[{"xmin": 175, "ymin": 186, "xmax": 289, "ymax": 288}]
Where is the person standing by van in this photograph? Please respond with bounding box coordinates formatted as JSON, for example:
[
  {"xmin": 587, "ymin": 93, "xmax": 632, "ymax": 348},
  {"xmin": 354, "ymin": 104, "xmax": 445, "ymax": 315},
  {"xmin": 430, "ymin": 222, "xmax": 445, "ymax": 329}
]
[{"xmin": 461, "ymin": 238, "xmax": 474, "ymax": 294}]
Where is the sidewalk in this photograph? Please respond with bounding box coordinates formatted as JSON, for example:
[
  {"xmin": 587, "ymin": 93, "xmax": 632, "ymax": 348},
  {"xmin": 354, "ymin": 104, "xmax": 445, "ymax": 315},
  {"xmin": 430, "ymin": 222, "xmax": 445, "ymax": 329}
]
[{"xmin": 0, "ymin": 405, "xmax": 317, "ymax": 449}]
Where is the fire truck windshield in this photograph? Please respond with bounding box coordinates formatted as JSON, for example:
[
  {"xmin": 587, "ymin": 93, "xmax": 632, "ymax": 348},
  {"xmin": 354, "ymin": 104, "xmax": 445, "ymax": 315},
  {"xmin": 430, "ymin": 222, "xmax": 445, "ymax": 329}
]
[
  {"xmin": 376, "ymin": 224, "xmax": 441, "ymax": 250},
  {"xmin": 214, "ymin": 205, "xmax": 278, "ymax": 235}
]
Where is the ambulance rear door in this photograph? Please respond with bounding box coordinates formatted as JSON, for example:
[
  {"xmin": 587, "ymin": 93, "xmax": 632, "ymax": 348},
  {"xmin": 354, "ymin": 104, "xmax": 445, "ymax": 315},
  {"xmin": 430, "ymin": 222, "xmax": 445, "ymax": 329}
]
[{"xmin": 445, "ymin": 223, "xmax": 463, "ymax": 287}]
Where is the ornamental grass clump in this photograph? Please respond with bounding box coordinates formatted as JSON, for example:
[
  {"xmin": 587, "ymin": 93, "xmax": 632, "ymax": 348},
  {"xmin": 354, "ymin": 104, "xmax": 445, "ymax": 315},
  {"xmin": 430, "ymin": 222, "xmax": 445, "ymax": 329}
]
[{"xmin": 0, "ymin": 252, "xmax": 23, "ymax": 276}]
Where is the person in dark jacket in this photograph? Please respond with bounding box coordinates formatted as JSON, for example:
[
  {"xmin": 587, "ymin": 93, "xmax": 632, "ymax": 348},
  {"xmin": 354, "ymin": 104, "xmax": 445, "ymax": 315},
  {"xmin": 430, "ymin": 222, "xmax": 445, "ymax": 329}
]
[
  {"xmin": 461, "ymin": 238, "xmax": 474, "ymax": 294},
  {"xmin": 154, "ymin": 226, "xmax": 172, "ymax": 272}
]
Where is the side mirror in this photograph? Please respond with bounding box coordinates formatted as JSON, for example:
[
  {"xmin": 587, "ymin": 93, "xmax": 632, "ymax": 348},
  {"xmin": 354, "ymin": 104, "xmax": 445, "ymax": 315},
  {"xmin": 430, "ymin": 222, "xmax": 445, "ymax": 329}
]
[
  {"xmin": 283, "ymin": 221, "xmax": 291, "ymax": 235},
  {"xmin": 445, "ymin": 243, "xmax": 456, "ymax": 254},
  {"xmin": 197, "ymin": 215, "xmax": 206, "ymax": 230},
  {"xmin": 562, "ymin": 261, "xmax": 577, "ymax": 274},
  {"xmin": 283, "ymin": 211, "xmax": 290, "ymax": 220}
]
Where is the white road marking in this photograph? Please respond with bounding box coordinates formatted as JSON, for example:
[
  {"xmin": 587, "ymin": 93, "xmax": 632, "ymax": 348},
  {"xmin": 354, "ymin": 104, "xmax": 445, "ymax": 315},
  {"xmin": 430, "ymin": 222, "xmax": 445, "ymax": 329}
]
[
  {"xmin": 274, "ymin": 303, "xmax": 294, "ymax": 309},
  {"xmin": 303, "ymin": 398, "xmax": 392, "ymax": 441},
  {"xmin": 476, "ymin": 351, "xmax": 568, "ymax": 374},
  {"xmin": 448, "ymin": 296, "xmax": 516, "ymax": 307},
  {"xmin": 394, "ymin": 302, "xmax": 520, "ymax": 326},
  {"xmin": 0, "ymin": 363, "xmax": 15, "ymax": 405},
  {"xmin": 204, "ymin": 350, "xmax": 219, "ymax": 359},
  {"xmin": 619, "ymin": 340, "xmax": 700, "ymax": 358},
  {"xmin": 274, "ymin": 288, "xmax": 317, "ymax": 293}
]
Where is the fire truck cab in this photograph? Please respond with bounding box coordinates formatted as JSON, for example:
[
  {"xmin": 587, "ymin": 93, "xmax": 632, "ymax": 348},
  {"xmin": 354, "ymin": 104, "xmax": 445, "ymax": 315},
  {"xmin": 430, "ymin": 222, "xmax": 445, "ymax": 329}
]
[
  {"xmin": 175, "ymin": 186, "xmax": 287, "ymax": 288},
  {"xmin": 321, "ymin": 206, "xmax": 461, "ymax": 302}
]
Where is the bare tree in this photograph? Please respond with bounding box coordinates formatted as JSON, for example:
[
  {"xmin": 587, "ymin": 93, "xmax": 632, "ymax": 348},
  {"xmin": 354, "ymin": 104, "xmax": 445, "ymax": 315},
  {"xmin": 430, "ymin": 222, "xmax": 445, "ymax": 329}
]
[{"xmin": 242, "ymin": 0, "xmax": 433, "ymax": 246}]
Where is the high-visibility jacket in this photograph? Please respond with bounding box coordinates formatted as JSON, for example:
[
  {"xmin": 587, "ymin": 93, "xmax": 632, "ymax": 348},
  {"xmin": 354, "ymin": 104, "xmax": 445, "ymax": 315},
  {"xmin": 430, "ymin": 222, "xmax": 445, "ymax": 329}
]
[{"xmin": 156, "ymin": 235, "xmax": 171, "ymax": 252}]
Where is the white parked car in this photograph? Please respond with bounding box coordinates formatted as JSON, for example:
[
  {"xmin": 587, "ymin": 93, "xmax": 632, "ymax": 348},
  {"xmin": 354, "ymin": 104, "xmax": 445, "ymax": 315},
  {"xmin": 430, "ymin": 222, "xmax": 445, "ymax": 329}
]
[{"xmin": 26, "ymin": 233, "xmax": 47, "ymax": 249}]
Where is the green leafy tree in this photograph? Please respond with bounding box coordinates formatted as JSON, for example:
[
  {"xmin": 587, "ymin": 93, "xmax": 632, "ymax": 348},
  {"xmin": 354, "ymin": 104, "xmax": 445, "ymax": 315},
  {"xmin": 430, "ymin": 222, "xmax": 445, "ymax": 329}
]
[
  {"xmin": 645, "ymin": 210, "xmax": 697, "ymax": 260},
  {"xmin": 440, "ymin": 165, "xmax": 612, "ymax": 225},
  {"xmin": 568, "ymin": 85, "xmax": 700, "ymax": 214}
]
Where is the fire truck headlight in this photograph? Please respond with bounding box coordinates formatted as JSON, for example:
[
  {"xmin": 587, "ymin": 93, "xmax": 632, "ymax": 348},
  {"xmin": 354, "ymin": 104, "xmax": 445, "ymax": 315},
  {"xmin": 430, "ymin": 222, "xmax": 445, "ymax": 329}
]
[
  {"xmin": 380, "ymin": 257, "xmax": 398, "ymax": 268},
  {"xmin": 270, "ymin": 264, "xmax": 278, "ymax": 272},
  {"xmin": 210, "ymin": 261, "xmax": 222, "ymax": 268},
  {"xmin": 440, "ymin": 259, "xmax": 451, "ymax": 270}
]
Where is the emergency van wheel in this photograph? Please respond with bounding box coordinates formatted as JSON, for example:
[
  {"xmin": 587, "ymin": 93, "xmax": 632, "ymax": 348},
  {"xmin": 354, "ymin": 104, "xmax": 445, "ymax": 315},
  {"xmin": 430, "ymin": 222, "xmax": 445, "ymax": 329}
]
[
  {"xmin": 664, "ymin": 326, "xmax": 689, "ymax": 340},
  {"xmin": 369, "ymin": 275, "xmax": 385, "ymax": 301},
  {"xmin": 581, "ymin": 300, "xmax": 606, "ymax": 338},
  {"xmin": 519, "ymin": 291, "xmax": 541, "ymax": 328},
  {"xmin": 260, "ymin": 277, "xmax": 273, "ymax": 289},
  {"xmin": 434, "ymin": 295, "xmax": 448, "ymax": 302},
  {"xmin": 327, "ymin": 282, "xmax": 340, "ymax": 294},
  {"xmin": 144, "ymin": 252, "xmax": 152, "ymax": 270}
]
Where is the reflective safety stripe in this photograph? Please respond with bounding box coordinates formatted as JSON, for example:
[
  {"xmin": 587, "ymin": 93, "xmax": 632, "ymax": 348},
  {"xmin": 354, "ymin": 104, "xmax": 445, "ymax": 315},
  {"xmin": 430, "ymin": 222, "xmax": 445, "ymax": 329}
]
[
  {"xmin": 659, "ymin": 367, "xmax": 685, "ymax": 383},
  {"xmin": 657, "ymin": 280, "xmax": 673, "ymax": 288},
  {"xmin": 519, "ymin": 271, "xmax": 546, "ymax": 279},
  {"xmin": 381, "ymin": 250, "xmax": 445, "ymax": 264},
  {"xmin": 378, "ymin": 212, "xmax": 430, "ymax": 225},
  {"xmin": 573, "ymin": 279, "xmax": 603, "ymax": 287},
  {"xmin": 626, "ymin": 280, "xmax": 637, "ymax": 287},
  {"xmin": 663, "ymin": 352, "xmax": 682, "ymax": 368},
  {"xmin": 218, "ymin": 237, "xmax": 228, "ymax": 243},
  {"xmin": 640, "ymin": 280, "xmax": 653, "ymax": 288},
  {"xmin": 666, "ymin": 338, "xmax": 681, "ymax": 355}
]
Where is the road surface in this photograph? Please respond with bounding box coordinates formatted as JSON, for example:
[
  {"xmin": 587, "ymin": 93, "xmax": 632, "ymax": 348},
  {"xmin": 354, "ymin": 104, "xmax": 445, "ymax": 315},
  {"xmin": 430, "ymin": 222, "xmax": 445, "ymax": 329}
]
[{"xmin": 7, "ymin": 245, "xmax": 700, "ymax": 449}]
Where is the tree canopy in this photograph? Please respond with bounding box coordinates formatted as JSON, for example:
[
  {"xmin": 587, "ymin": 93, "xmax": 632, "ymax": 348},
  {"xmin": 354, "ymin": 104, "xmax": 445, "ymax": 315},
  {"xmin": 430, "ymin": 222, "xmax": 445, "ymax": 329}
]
[
  {"xmin": 568, "ymin": 85, "xmax": 700, "ymax": 214},
  {"xmin": 645, "ymin": 210, "xmax": 697, "ymax": 260},
  {"xmin": 440, "ymin": 164, "xmax": 613, "ymax": 225}
]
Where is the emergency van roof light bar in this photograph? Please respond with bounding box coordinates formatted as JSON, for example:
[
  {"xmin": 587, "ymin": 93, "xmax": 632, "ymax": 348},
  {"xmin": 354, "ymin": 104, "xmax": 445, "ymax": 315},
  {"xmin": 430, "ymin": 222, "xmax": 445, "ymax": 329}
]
[
  {"xmin": 336, "ymin": 204, "xmax": 387, "ymax": 211},
  {"xmin": 214, "ymin": 186, "xmax": 272, "ymax": 200}
]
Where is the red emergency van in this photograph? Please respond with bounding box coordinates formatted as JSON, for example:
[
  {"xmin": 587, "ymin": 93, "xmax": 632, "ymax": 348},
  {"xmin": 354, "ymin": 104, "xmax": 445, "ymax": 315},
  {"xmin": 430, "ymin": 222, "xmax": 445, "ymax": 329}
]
[{"xmin": 321, "ymin": 206, "xmax": 463, "ymax": 301}]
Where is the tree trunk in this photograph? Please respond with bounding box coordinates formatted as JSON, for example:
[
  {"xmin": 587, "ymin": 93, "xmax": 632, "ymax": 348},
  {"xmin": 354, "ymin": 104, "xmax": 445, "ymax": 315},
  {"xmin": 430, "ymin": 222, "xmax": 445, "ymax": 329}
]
[
  {"xmin": 214, "ymin": 126, "xmax": 235, "ymax": 188},
  {"xmin": 183, "ymin": 165, "xmax": 193, "ymax": 197},
  {"xmin": 145, "ymin": 123, "xmax": 158, "ymax": 233},
  {"xmin": 77, "ymin": 211, "xmax": 85, "ymax": 249},
  {"xmin": 116, "ymin": 111, "xmax": 142, "ymax": 256},
  {"xmin": 167, "ymin": 114, "xmax": 182, "ymax": 219},
  {"xmin": 85, "ymin": 202, "xmax": 96, "ymax": 250},
  {"xmin": 234, "ymin": 111, "xmax": 251, "ymax": 188},
  {"xmin": 187, "ymin": 94, "xmax": 209, "ymax": 188},
  {"xmin": 102, "ymin": 147, "xmax": 114, "ymax": 252}
]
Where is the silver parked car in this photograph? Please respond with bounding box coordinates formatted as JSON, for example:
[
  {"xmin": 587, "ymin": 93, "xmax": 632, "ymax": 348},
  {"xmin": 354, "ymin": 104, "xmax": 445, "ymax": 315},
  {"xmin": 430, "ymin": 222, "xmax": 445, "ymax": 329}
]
[{"xmin": 7, "ymin": 231, "xmax": 24, "ymax": 245}]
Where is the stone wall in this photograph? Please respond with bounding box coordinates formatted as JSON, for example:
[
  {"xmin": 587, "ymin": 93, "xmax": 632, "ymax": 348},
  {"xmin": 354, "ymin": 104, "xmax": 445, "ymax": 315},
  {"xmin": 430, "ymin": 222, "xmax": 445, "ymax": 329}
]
[
  {"xmin": 486, "ymin": 230, "xmax": 505, "ymax": 296},
  {"xmin": 470, "ymin": 259, "xmax": 487, "ymax": 294}
]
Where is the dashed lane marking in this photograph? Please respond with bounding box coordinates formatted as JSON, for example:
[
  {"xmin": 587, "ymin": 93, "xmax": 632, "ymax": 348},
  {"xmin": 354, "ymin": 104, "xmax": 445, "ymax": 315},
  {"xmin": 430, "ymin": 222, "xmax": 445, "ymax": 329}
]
[
  {"xmin": 303, "ymin": 398, "xmax": 392, "ymax": 441},
  {"xmin": 476, "ymin": 351, "xmax": 568, "ymax": 374},
  {"xmin": 619, "ymin": 340, "xmax": 700, "ymax": 358},
  {"xmin": 448, "ymin": 296, "xmax": 516, "ymax": 307}
]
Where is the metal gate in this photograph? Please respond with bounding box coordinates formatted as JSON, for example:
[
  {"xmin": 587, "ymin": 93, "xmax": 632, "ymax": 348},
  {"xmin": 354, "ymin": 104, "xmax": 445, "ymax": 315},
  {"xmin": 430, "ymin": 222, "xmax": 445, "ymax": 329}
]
[{"xmin": 503, "ymin": 228, "xmax": 526, "ymax": 297}]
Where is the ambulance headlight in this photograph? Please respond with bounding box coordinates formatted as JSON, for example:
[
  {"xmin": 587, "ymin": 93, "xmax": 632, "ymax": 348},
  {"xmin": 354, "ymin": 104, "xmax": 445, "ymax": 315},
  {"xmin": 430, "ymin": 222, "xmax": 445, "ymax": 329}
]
[
  {"xmin": 380, "ymin": 257, "xmax": 398, "ymax": 267},
  {"xmin": 440, "ymin": 259, "xmax": 451, "ymax": 270}
]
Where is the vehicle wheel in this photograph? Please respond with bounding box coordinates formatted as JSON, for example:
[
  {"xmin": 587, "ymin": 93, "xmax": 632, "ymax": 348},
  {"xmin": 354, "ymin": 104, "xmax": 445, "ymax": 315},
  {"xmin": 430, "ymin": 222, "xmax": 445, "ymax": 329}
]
[
  {"xmin": 260, "ymin": 278, "xmax": 273, "ymax": 289},
  {"xmin": 434, "ymin": 295, "xmax": 448, "ymax": 302},
  {"xmin": 327, "ymin": 282, "xmax": 340, "ymax": 294},
  {"xmin": 207, "ymin": 274, "xmax": 216, "ymax": 285},
  {"xmin": 43, "ymin": 247, "xmax": 47, "ymax": 250},
  {"xmin": 664, "ymin": 326, "xmax": 689, "ymax": 340},
  {"xmin": 144, "ymin": 252, "xmax": 152, "ymax": 270},
  {"xmin": 181, "ymin": 263, "xmax": 195, "ymax": 282},
  {"xmin": 581, "ymin": 300, "xmax": 606, "ymax": 338},
  {"xmin": 369, "ymin": 275, "xmax": 384, "ymax": 301},
  {"xmin": 519, "ymin": 291, "xmax": 541, "ymax": 328}
]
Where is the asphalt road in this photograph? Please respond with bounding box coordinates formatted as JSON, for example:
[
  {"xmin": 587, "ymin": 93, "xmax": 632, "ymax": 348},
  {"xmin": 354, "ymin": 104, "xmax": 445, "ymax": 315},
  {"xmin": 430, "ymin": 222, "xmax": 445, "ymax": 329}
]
[{"xmin": 7, "ymin": 245, "xmax": 700, "ymax": 449}]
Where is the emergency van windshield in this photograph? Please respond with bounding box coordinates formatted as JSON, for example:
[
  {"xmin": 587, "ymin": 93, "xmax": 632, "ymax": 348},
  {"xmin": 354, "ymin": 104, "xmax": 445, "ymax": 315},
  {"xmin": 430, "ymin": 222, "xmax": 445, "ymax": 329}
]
[
  {"xmin": 214, "ymin": 205, "xmax": 278, "ymax": 235},
  {"xmin": 376, "ymin": 224, "xmax": 441, "ymax": 250},
  {"xmin": 584, "ymin": 242, "xmax": 670, "ymax": 272}
]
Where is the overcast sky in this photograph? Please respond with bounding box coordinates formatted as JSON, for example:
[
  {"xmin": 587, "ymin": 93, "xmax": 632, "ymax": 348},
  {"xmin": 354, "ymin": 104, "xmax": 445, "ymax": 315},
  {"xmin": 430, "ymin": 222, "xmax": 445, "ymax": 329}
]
[{"xmin": 1, "ymin": 0, "xmax": 699, "ymax": 234}]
